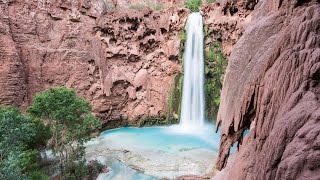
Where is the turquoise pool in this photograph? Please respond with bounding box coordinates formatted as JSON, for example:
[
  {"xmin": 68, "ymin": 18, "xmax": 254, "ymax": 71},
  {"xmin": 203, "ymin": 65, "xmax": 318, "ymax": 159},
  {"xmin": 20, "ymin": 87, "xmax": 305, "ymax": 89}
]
[{"xmin": 86, "ymin": 124, "xmax": 222, "ymax": 179}]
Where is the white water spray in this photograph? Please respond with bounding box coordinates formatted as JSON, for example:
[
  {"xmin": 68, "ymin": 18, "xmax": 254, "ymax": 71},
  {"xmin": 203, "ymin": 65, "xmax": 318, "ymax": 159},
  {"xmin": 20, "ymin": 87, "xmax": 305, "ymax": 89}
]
[{"xmin": 180, "ymin": 12, "xmax": 205, "ymax": 129}]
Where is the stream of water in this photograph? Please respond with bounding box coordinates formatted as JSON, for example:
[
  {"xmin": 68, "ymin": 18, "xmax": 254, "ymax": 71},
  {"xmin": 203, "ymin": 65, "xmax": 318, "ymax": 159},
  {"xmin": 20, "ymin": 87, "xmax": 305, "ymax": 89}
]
[
  {"xmin": 180, "ymin": 12, "xmax": 205, "ymax": 129},
  {"xmin": 86, "ymin": 125, "xmax": 220, "ymax": 179}
]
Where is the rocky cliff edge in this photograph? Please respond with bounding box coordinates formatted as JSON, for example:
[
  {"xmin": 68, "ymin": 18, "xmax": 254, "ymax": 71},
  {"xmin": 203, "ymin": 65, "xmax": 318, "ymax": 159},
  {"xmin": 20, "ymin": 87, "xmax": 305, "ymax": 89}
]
[{"xmin": 215, "ymin": 0, "xmax": 320, "ymax": 179}]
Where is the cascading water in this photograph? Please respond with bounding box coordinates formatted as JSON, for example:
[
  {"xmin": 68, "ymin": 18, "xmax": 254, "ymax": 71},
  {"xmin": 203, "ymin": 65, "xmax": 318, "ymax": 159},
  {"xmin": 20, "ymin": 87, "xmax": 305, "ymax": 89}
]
[
  {"xmin": 86, "ymin": 11, "xmax": 221, "ymax": 180},
  {"xmin": 180, "ymin": 12, "xmax": 205, "ymax": 128}
]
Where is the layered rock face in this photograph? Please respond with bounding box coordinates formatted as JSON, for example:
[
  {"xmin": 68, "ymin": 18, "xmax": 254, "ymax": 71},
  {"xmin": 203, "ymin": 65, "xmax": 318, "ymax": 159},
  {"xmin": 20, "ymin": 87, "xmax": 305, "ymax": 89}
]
[
  {"xmin": 215, "ymin": 0, "xmax": 320, "ymax": 179},
  {"xmin": 0, "ymin": 3, "xmax": 27, "ymax": 106},
  {"xmin": 115, "ymin": 0, "xmax": 185, "ymax": 8},
  {"xmin": 0, "ymin": 0, "xmax": 187, "ymax": 128}
]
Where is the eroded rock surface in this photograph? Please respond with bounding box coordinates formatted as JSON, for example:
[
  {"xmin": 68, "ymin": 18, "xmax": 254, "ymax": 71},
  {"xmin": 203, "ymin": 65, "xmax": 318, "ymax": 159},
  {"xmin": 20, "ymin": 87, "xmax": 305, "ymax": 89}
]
[
  {"xmin": 215, "ymin": 0, "xmax": 320, "ymax": 179},
  {"xmin": 0, "ymin": 0, "xmax": 187, "ymax": 128},
  {"xmin": 0, "ymin": 4, "xmax": 26, "ymax": 106},
  {"xmin": 202, "ymin": 0, "xmax": 258, "ymax": 56}
]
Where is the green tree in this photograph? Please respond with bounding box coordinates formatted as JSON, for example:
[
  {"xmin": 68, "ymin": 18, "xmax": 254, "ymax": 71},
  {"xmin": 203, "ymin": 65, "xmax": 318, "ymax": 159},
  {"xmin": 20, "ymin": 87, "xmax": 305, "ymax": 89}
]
[
  {"xmin": 27, "ymin": 87, "xmax": 101, "ymax": 178},
  {"xmin": 185, "ymin": 0, "xmax": 202, "ymax": 12},
  {"xmin": 0, "ymin": 107, "xmax": 49, "ymax": 180}
]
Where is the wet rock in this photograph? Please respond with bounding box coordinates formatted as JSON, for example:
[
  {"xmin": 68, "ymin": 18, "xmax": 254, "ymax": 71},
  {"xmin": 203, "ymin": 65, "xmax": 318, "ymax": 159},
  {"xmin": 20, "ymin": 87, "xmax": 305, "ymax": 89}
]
[{"xmin": 214, "ymin": 0, "xmax": 320, "ymax": 179}]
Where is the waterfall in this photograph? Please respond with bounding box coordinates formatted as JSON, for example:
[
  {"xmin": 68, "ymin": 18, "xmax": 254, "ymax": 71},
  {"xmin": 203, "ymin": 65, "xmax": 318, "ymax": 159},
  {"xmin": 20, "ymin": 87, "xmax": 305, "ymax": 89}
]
[{"xmin": 180, "ymin": 12, "xmax": 205, "ymax": 129}]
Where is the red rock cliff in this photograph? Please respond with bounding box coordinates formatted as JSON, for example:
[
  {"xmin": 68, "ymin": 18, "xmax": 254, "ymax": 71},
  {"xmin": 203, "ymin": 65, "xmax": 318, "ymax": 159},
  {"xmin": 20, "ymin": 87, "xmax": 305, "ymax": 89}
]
[
  {"xmin": 0, "ymin": 0, "xmax": 187, "ymax": 128},
  {"xmin": 215, "ymin": 0, "xmax": 320, "ymax": 179}
]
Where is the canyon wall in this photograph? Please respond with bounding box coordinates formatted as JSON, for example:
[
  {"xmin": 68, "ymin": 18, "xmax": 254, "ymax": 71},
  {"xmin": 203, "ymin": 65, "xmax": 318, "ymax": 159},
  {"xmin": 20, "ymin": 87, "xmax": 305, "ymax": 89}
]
[
  {"xmin": 215, "ymin": 0, "xmax": 320, "ymax": 179},
  {"xmin": 0, "ymin": 0, "xmax": 187, "ymax": 128},
  {"xmin": 202, "ymin": 0, "xmax": 257, "ymax": 56}
]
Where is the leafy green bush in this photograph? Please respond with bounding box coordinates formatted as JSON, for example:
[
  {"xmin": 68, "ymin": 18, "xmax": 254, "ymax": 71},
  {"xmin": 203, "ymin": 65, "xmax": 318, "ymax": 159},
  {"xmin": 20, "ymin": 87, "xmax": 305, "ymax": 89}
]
[
  {"xmin": 28, "ymin": 87, "xmax": 101, "ymax": 143},
  {"xmin": 0, "ymin": 107, "xmax": 50, "ymax": 180},
  {"xmin": 0, "ymin": 87, "xmax": 101, "ymax": 179},
  {"xmin": 185, "ymin": 0, "xmax": 202, "ymax": 12},
  {"xmin": 205, "ymin": 42, "xmax": 227, "ymax": 120},
  {"xmin": 28, "ymin": 87, "xmax": 101, "ymax": 178},
  {"xmin": 180, "ymin": 30, "xmax": 187, "ymax": 45}
]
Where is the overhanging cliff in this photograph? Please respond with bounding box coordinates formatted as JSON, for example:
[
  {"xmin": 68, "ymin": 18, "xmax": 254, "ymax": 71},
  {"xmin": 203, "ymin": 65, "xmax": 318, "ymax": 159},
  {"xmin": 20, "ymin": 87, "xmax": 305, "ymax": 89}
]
[{"xmin": 215, "ymin": 0, "xmax": 320, "ymax": 179}]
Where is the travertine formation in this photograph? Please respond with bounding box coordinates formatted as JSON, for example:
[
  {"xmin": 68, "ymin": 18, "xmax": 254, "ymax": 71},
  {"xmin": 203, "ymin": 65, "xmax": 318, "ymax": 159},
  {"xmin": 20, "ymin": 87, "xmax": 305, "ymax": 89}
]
[
  {"xmin": 1, "ymin": 0, "xmax": 319, "ymax": 179},
  {"xmin": 202, "ymin": 0, "xmax": 257, "ymax": 56},
  {"xmin": 115, "ymin": 0, "xmax": 184, "ymax": 8},
  {"xmin": 0, "ymin": 0, "xmax": 187, "ymax": 128},
  {"xmin": 215, "ymin": 0, "xmax": 320, "ymax": 179}
]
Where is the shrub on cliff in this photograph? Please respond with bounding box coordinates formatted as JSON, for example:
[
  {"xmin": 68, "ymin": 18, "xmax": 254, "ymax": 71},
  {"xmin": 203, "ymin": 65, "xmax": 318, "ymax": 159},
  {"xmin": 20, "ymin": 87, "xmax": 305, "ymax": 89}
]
[
  {"xmin": 185, "ymin": 0, "xmax": 202, "ymax": 12},
  {"xmin": 205, "ymin": 42, "xmax": 227, "ymax": 120},
  {"xmin": 0, "ymin": 107, "xmax": 50, "ymax": 180},
  {"xmin": 28, "ymin": 87, "xmax": 101, "ymax": 179},
  {"xmin": 129, "ymin": 3, "xmax": 145, "ymax": 9},
  {"xmin": 129, "ymin": 1, "xmax": 164, "ymax": 11}
]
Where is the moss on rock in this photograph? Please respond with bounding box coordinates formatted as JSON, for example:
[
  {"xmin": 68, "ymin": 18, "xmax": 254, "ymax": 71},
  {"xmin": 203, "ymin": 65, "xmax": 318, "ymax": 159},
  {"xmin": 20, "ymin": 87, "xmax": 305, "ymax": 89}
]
[
  {"xmin": 166, "ymin": 73, "xmax": 183, "ymax": 124},
  {"xmin": 138, "ymin": 117, "xmax": 179, "ymax": 127},
  {"xmin": 204, "ymin": 41, "xmax": 227, "ymax": 121}
]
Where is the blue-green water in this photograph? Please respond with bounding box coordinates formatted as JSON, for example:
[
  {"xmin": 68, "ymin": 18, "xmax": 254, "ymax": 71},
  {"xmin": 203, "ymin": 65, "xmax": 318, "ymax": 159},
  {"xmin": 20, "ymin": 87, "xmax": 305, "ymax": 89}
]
[
  {"xmin": 88, "ymin": 124, "xmax": 222, "ymax": 179},
  {"xmin": 100, "ymin": 125, "xmax": 220, "ymax": 153},
  {"xmin": 97, "ymin": 157, "xmax": 158, "ymax": 180}
]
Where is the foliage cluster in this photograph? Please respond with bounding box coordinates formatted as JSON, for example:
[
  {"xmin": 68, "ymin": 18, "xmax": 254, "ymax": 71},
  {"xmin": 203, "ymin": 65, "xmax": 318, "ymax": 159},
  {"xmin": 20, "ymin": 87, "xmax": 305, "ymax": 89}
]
[
  {"xmin": 179, "ymin": 30, "xmax": 187, "ymax": 63},
  {"xmin": 184, "ymin": 0, "xmax": 202, "ymax": 12},
  {"xmin": 180, "ymin": 30, "xmax": 187, "ymax": 45},
  {"xmin": 205, "ymin": 42, "xmax": 227, "ymax": 120},
  {"xmin": 0, "ymin": 87, "xmax": 101, "ymax": 179},
  {"xmin": 0, "ymin": 107, "xmax": 50, "ymax": 180}
]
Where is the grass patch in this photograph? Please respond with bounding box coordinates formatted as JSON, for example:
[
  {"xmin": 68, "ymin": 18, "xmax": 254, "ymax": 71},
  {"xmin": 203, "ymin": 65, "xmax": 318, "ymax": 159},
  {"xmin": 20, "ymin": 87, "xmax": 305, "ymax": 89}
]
[
  {"xmin": 185, "ymin": 0, "xmax": 202, "ymax": 12},
  {"xmin": 129, "ymin": 3, "xmax": 145, "ymax": 9},
  {"xmin": 129, "ymin": 1, "xmax": 164, "ymax": 11}
]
